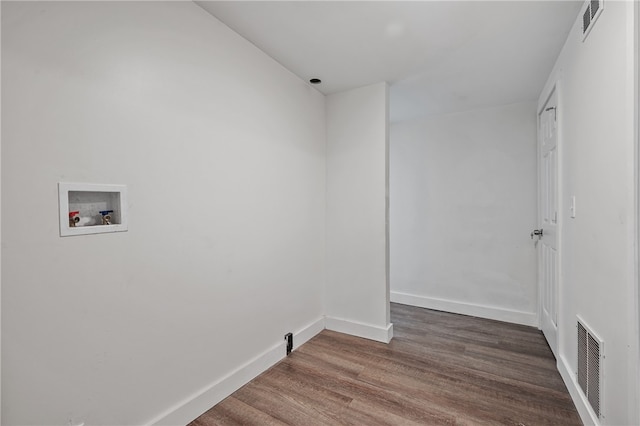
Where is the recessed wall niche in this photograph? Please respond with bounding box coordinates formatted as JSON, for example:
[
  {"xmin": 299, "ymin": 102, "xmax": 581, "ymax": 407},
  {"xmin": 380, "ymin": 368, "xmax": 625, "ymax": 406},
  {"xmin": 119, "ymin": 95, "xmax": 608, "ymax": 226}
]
[{"xmin": 58, "ymin": 183, "xmax": 128, "ymax": 237}]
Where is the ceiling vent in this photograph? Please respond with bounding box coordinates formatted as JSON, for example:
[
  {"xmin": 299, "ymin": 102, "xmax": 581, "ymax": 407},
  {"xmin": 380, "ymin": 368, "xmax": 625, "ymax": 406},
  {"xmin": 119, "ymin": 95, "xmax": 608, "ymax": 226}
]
[
  {"xmin": 582, "ymin": 0, "xmax": 604, "ymax": 41},
  {"xmin": 577, "ymin": 317, "xmax": 604, "ymax": 420}
]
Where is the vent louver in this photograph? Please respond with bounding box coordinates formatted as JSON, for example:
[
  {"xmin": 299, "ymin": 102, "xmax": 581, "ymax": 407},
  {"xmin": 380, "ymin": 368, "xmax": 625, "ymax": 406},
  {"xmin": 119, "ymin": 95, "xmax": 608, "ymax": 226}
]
[
  {"xmin": 577, "ymin": 317, "xmax": 604, "ymax": 420},
  {"xmin": 582, "ymin": 7, "xmax": 591, "ymax": 33},
  {"xmin": 582, "ymin": 0, "xmax": 603, "ymax": 40}
]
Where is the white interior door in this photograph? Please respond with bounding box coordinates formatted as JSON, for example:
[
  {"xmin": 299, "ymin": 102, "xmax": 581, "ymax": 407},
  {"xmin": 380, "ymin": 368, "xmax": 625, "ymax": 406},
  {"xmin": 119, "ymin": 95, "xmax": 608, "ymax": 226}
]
[{"xmin": 538, "ymin": 90, "xmax": 559, "ymax": 358}]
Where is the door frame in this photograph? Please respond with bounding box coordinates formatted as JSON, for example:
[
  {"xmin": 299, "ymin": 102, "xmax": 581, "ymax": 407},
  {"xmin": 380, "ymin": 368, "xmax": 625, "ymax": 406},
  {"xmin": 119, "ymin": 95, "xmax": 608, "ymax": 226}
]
[
  {"xmin": 537, "ymin": 78, "xmax": 563, "ymax": 356},
  {"xmin": 633, "ymin": 1, "xmax": 640, "ymax": 423}
]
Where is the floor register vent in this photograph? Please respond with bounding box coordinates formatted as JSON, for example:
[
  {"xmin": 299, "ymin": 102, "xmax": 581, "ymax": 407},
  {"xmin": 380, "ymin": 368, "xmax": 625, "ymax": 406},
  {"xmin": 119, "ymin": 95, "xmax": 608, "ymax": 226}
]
[
  {"xmin": 577, "ymin": 317, "xmax": 604, "ymax": 420},
  {"xmin": 582, "ymin": 0, "xmax": 603, "ymax": 41}
]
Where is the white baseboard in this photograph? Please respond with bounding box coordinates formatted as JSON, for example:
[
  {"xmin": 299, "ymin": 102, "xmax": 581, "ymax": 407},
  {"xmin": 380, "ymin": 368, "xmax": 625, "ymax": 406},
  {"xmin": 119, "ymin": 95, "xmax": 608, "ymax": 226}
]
[
  {"xmin": 390, "ymin": 291, "xmax": 538, "ymax": 327},
  {"xmin": 558, "ymin": 354, "xmax": 599, "ymax": 426},
  {"xmin": 147, "ymin": 316, "xmax": 325, "ymax": 426},
  {"xmin": 292, "ymin": 317, "xmax": 326, "ymax": 350},
  {"xmin": 325, "ymin": 316, "xmax": 393, "ymax": 343}
]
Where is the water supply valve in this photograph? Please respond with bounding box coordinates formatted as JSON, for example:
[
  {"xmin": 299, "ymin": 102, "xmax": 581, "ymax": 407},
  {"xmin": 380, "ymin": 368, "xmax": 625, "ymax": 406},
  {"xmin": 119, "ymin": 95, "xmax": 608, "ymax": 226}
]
[
  {"xmin": 68, "ymin": 211, "xmax": 80, "ymax": 227},
  {"xmin": 99, "ymin": 210, "xmax": 114, "ymax": 225}
]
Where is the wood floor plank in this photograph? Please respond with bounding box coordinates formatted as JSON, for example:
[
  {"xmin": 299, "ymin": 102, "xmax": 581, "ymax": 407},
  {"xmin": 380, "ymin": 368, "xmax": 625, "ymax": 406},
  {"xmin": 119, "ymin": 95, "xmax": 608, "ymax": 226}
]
[
  {"xmin": 191, "ymin": 396, "xmax": 286, "ymax": 426},
  {"xmin": 190, "ymin": 303, "xmax": 582, "ymax": 425}
]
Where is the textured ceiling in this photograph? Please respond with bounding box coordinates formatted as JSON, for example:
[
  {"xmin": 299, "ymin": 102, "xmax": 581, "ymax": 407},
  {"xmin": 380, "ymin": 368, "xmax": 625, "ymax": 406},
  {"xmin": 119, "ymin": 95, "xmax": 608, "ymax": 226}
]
[{"xmin": 196, "ymin": 1, "xmax": 581, "ymax": 122}]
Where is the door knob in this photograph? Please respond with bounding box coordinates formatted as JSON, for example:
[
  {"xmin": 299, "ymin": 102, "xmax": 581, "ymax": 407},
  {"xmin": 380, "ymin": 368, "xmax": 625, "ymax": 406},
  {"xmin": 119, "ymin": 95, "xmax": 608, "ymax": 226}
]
[{"xmin": 531, "ymin": 229, "xmax": 543, "ymax": 239}]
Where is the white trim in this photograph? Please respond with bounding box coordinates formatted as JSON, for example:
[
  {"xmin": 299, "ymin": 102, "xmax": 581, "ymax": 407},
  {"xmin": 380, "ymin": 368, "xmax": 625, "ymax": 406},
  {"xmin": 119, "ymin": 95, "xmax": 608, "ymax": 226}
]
[
  {"xmin": 391, "ymin": 291, "xmax": 538, "ymax": 327},
  {"xmin": 558, "ymin": 354, "xmax": 600, "ymax": 426},
  {"xmin": 631, "ymin": 1, "xmax": 640, "ymax": 424},
  {"xmin": 384, "ymin": 81, "xmax": 392, "ymax": 329},
  {"xmin": 0, "ymin": 1, "xmax": 3, "ymax": 417},
  {"xmin": 291, "ymin": 317, "xmax": 326, "ymax": 351},
  {"xmin": 325, "ymin": 316, "xmax": 393, "ymax": 343},
  {"xmin": 555, "ymin": 76, "xmax": 565, "ymax": 359},
  {"xmin": 147, "ymin": 317, "xmax": 325, "ymax": 426}
]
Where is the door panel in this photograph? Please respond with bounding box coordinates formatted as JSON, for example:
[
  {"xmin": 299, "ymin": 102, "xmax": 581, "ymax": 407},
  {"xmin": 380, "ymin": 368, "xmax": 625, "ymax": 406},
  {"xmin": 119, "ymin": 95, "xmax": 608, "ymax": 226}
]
[{"xmin": 539, "ymin": 90, "xmax": 558, "ymax": 358}]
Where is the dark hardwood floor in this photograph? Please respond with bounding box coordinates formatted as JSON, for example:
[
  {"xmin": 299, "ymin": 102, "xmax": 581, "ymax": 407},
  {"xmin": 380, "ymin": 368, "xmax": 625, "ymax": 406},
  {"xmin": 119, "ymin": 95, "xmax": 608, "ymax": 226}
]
[{"xmin": 190, "ymin": 303, "xmax": 581, "ymax": 425}]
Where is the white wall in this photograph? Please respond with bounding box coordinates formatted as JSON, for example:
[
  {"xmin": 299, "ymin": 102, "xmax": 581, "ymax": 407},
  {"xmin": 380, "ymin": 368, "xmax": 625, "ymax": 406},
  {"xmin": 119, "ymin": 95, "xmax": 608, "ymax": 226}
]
[
  {"xmin": 390, "ymin": 102, "xmax": 538, "ymax": 326},
  {"xmin": 539, "ymin": 2, "xmax": 638, "ymax": 425},
  {"xmin": 325, "ymin": 82, "xmax": 392, "ymax": 343},
  {"xmin": 1, "ymin": 2, "xmax": 326, "ymax": 425}
]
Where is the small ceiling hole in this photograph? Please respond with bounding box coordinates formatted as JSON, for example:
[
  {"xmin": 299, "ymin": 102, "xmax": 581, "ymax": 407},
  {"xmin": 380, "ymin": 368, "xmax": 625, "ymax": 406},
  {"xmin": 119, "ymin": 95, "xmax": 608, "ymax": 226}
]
[{"xmin": 309, "ymin": 78, "xmax": 322, "ymax": 84}]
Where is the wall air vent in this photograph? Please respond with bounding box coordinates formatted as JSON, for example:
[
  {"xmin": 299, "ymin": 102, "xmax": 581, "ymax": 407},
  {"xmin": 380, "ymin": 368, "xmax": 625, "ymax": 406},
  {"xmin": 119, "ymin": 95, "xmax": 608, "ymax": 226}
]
[
  {"xmin": 577, "ymin": 317, "xmax": 604, "ymax": 420},
  {"xmin": 582, "ymin": 0, "xmax": 603, "ymax": 41}
]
